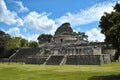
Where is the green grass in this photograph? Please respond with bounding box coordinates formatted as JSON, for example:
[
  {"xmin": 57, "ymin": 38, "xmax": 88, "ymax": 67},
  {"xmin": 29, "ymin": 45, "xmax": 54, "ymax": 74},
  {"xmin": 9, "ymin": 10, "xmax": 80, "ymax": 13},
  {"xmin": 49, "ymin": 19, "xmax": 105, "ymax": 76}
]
[{"xmin": 0, "ymin": 62, "xmax": 120, "ymax": 80}]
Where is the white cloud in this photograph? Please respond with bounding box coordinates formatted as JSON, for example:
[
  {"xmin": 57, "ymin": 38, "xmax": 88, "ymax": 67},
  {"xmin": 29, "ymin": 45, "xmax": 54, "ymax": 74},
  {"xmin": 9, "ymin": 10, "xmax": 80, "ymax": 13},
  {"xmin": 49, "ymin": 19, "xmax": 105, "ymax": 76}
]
[
  {"xmin": 26, "ymin": 34, "xmax": 39, "ymax": 42},
  {"xmin": 15, "ymin": 1, "xmax": 29, "ymax": 13},
  {"xmin": 23, "ymin": 28, "xmax": 27, "ymax": 32},
  {"xmin": 6, "ymin": 27, "xmax": 22, "ymax": 37},
  {"xmin": 0, "ymin": 0, "xmax": 23, "ymax": 26},
  {"xmin": 6, "ymin": 27, "xmax": 39, "ymax": 41},
  {"xmin": 24, "ymin": 11, "xmax": 57, "ymax": 34},
  {"xmin": 56, "ymin": 1, "xmax": 115, "ymax": 27},
  {"xmin": 85, "ymin": 28, "xmax": 105, "ymax": 42}
]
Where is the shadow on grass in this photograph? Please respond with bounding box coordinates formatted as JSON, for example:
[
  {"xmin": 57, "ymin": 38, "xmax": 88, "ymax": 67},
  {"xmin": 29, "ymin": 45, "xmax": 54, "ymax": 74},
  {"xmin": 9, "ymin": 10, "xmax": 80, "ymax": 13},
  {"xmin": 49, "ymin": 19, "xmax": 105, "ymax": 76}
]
[{"xmin": 88, "ymin": 74, "xmax": 120, "ymax": 80}]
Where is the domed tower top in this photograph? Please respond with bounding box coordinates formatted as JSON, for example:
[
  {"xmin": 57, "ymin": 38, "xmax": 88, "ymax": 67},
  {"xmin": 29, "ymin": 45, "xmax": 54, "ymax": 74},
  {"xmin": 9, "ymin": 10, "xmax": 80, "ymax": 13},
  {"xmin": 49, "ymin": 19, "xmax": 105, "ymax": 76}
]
[{"xmin": 55, "ymin": 23, "xmax": 73, "ymax": 35}]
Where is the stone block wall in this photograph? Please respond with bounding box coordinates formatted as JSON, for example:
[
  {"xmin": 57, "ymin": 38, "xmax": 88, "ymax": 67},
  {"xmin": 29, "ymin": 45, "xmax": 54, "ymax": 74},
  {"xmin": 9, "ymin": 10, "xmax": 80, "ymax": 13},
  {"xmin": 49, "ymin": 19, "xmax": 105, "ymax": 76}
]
[
  {"xmin": 103, "ymin": 49, "xmax": 116, "ymax": 55},
  {"xmin": 103, "ymin": 49, "xmax": 116, "ymax": 61},
  {"xmin": 93, "ymin": 47, "xmax": 101, "ymax": 54},
  {"xmin": 25, "ymin": 56, "xmax": 48, "ymax": 64},
  {"xmin": 25, "ymin": 54, "xmax": 111, "ymax": 65},
  {"xmin": 66, "ymin": 55, "xmax": 105, "ymax": 65}
]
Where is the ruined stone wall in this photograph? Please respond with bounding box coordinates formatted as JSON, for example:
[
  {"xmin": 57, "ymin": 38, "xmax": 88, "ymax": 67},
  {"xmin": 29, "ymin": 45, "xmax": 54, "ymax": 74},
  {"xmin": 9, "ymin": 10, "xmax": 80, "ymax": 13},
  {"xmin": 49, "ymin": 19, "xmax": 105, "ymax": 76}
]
[
  {"xmin": 42, "ymin": 46, "xmax": 102, "ymax": 55},
  {"xmin": 54, "ymin": 35, "xmax": 75, "ymax": 42},
  {"xmin": 93, "ymin": 47, "xmax": 102, "ymax": 55},
  {"xmin": 25, "ymin": 54, "xmax": 111, "ymax": 65},
  {"xmin": 103, "ymin": 49, "xmax": 116, "ymax": 55},
  {"xmin": 102, "ymin": 49, "xmax": 116, "ymax": 61}
]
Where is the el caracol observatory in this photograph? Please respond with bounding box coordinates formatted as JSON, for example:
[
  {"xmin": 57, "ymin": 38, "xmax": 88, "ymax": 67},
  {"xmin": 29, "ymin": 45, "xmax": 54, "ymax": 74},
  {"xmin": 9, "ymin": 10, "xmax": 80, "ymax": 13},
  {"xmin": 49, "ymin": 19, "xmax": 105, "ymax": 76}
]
[{"xmin": 54, "ymin": 23, "xmax": 76, "ymax": 42}]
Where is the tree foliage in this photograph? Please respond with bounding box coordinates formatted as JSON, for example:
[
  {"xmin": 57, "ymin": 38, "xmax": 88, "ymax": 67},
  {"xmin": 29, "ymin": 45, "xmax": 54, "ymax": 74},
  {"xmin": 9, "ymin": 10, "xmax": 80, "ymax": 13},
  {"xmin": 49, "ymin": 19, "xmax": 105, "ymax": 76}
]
[
  {"xmin": 77, "ymin": 32, "xmax": 88, "ymax": 41},
  {"xmin": 0, "ymin": 30, "xmax": 38, "ymax": 58},
  {"xmin": 28, "ymin": 41, "xmax": 38, "ymax": 48},
  {"xmin": 37, "ymin": 34, "xmax": 53, "ymax": 44},
  {"xmin": 20, "ymin": 38, "xmax": 28, "ymax": 47},
  {"xmin": 0, "ymin": 30, "xmax": 11, "ymax": 57},
  {"xmin": 8, "ymin": 37, "xmax": 21, "ymax": 49},
  {"xmin": 99, "ymin": 3, "xmax": 120, "ymax": 60}
]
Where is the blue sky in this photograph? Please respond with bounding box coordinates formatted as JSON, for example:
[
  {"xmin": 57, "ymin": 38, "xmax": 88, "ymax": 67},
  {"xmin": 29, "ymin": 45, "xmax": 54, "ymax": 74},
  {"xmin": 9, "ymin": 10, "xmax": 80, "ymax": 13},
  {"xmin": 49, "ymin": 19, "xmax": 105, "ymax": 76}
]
[{"xmin": 0, "ymin": 0, "xmax": 120, "ymax": 41}]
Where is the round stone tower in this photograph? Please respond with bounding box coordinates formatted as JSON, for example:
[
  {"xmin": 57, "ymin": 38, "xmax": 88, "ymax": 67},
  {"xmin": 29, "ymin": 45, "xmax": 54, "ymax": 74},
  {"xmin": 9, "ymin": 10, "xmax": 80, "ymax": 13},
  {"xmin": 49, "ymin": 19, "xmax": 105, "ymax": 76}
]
[{"xmin": 54, "ymin": 23, "xmax": 75, "ymax": 42}]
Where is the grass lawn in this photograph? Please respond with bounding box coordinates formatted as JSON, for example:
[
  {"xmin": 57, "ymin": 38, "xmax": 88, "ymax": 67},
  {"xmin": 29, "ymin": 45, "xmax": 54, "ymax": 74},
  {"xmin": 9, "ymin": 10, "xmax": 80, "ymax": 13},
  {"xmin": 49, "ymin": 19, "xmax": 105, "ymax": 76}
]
[{"xmin": 0, "ymin": 62, "xmax": 120, "ymax": 80}]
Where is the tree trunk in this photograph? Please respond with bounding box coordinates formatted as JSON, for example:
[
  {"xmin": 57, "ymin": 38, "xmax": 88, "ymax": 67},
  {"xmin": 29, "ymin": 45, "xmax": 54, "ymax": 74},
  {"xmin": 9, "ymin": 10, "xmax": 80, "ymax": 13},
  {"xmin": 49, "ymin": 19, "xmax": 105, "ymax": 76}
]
[{"xmin": 114, "ymin": 48, "xmax": 120, "ymax": 61}]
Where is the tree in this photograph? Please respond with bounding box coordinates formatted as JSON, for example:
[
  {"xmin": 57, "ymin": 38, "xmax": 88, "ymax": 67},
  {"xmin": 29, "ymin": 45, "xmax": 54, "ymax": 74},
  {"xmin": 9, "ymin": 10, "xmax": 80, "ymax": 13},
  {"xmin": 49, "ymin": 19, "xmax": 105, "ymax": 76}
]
[
  {"xmin": 0, "ymin": 30, "xmax": 39, "ymax": 58},
  {"xmin": 28, "ymin": 41, "xmax": 38, "ymax": 48},
  {"xmin": 7, "ymin": 37, "xmax": 21, "ymax": 49},
  {"xmin": 0, "ymin": 30, "xmax": 11, "ymax": 58},
  {"xmin": 0, "ymin": 30, "xmax": 6, "ymax": 35},
  {"xmin": 77, "ymin": 32, "xmax": 88, "ymax": 41},
  {"xmin": 20, "ymin": 38, "xmax": 28, "ymax": 47},
  {"xmin": 37, "ymin": 34, "xmax": 53, "ymax": 44},
  {"xmin": 99, "ymin": 3, "xmax": 120, "ymax": 61}
]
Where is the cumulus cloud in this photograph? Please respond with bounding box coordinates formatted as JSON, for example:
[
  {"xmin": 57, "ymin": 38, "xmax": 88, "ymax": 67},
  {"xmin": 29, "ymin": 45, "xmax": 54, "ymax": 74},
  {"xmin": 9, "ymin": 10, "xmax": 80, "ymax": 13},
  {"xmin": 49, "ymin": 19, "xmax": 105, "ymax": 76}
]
[
  {"xmin": 85, "ymin": 28, "xmax": 105, "ymax": 42},
  {"xmin": 6, "ymin": 27, "xmax": 39, "ymax": 41},
  {"xmin": 6, "ymin": 27, "xmax": 22, "ymax": 37},
  {"xmin": 56, "ymin": 1, "xmax": 115, "ymax": 27},
  {"xmin": 26, "ymin": 34, "xmax": 39, "ymax": 41},
  {"xmin": 0, "ymin": 0, "xmax": 23, "ymax": 26},
  {"xmin": 24, "ymin": 11, "xmax": 57, "ymax": 34},
  {"xmin": 15, "ymin": 1, "xmax": 29, "ymax": 13}
]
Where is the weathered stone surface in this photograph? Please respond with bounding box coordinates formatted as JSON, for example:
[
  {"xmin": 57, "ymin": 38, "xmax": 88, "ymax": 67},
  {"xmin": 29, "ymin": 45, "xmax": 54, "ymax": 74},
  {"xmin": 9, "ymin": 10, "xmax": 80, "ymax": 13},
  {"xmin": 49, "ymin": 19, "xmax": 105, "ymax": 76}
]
[
  {"xmin": 55, "ymin": 23, "xmax": 73, "ymax": 35},
  {"xmin": 66, "ymin": 55, "xmax": 106, "ymax": 65},
  {"xmin": 25, "ymin": 54, "xmax": 111, "ymax": 65},
  {"xmin": 25, "ymin": 56, "xmax": 47, "ymax": 64}
]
